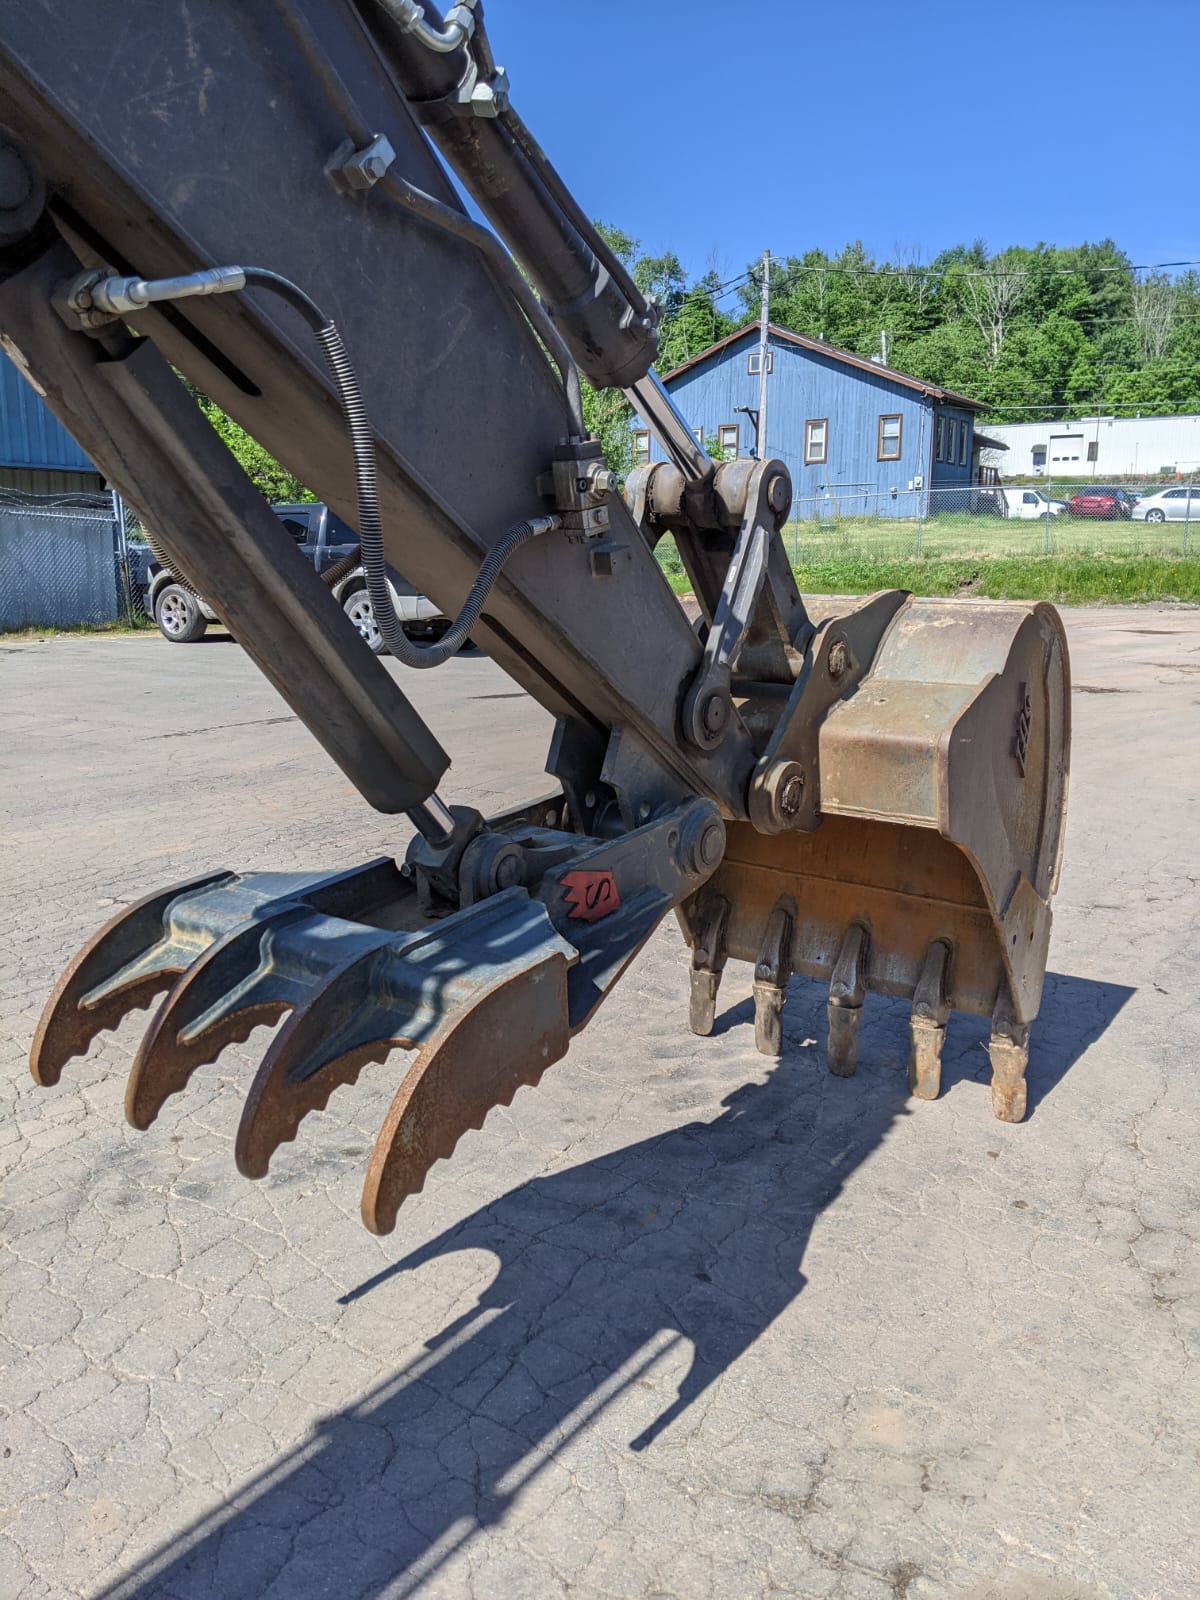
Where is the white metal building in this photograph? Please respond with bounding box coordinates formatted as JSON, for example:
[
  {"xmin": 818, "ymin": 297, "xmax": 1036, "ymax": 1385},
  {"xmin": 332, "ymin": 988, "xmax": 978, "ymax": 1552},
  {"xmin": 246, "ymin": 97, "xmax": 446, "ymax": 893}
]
[{"xmin": 982, "ymin": 414, "xmax": 1200, "ymax": 480}]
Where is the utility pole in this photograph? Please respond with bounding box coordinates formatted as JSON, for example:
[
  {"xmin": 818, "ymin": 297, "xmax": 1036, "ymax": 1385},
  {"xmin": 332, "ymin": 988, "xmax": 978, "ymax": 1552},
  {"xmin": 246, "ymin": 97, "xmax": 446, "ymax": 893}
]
[
  {"xmin": 757, "ymin": 248, "xmax": 770, "ymax": 461},
  {"xmin": 880, "ymin": 328, "xmax": 889, "ymax": 367}
]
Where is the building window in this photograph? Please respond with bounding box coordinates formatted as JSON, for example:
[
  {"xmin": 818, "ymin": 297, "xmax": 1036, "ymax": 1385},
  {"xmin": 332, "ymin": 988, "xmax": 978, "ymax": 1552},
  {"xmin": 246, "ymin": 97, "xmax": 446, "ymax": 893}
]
[
  {"xmin": 747, "ymin": 350, "xmax": 774, "ymax": 375},
  {"xmin": 693, "ymin": 427, "xmax": 704, "ymax": 445},
  {"xmin": 631, "ymin": 429, "xmax": 650, "ymax": 467},
  {"xmin": 935, "ymin": 415, "xmax": 944, "ymax": 462},
  {"xmin": 804, "ymin": 418, "xmax": 827, "ymax": 465},
  {"xmin": 946, "ymin": 418, "xmax": 957, "ymax": 464},
  {"xmin": 717, "ymin": 423, "xmax": 739, "ymax": 460},
  {"xmin": 959, "ymin": 421, "xmax": 969, "ymax": 466},
  {"xmin": 1087, "ymin": 440, "xmax": 1099, "ymax": 462},
  {"xmin": 877, "ymin": 414, "xmax": 902, "ymax": 461}
]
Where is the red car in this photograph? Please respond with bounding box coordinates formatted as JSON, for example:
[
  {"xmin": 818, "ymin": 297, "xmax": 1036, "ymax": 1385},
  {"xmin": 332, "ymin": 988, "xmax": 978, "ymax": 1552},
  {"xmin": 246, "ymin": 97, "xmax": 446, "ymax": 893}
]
[{"xmin": 1066, "ymin": 487, "xmax": 1134, "ymax": 520}]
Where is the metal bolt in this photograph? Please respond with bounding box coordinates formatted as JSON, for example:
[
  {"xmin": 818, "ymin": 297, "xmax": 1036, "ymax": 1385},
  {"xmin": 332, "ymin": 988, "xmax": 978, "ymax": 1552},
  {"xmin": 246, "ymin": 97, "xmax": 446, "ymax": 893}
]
[
  {"xmin": 779, "ymin": 773, "xmax": 805, "ymax": 816},
  {"xmin": 638, "ymin": 802, "xmax": 650, "ymax": 821},
  {"xmin": 0, "ymin": 146, "xmax": 31, "ymax": 211},
  {"xmin": 701, "ymin": 693, "xmax": 728, "ymax": 736},
  {"xmin": 828, "ymin": 639, "xmax": 849, "ymax": 679},
  {"xmin": 697, "ymin": 821, "xmax": 724, "ymax": 869},
  {"xmin": 584, "ymin": 790, "xmax": 596, "ymax": 809},
  {"xmin": 495, "ymin": 854, "xmax": 522, "ymax": 889}
]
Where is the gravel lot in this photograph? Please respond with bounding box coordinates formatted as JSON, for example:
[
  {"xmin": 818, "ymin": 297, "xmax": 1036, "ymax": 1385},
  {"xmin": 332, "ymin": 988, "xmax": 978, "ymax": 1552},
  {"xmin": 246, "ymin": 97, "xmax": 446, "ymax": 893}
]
[{"xmin": 1, "ymin": 609, "xmax": 1198, "ymax": 1600}]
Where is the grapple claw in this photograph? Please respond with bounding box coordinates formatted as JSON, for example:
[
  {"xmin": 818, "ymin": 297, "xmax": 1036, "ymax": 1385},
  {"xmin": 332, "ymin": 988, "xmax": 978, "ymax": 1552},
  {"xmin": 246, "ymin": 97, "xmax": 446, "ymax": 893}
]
[
  {"xmin": 235, "ymin": 891, "xmax": 577, "ymax": 1183},
  {"xmin": 234, "ymin": 936, "xmax": 401, "ymax": 1179},
  {"xmin": 362, "ymin": 944, "xmax": 572, "ymax": 1235},
  {"xmin": 125, "ymin": 911, "xmax": 309, "ymax": 1130},
  {"xmin": 827, "ymin": 924, "xmax": 869, "ymax": 1078},
  {"xmin": 30, "ymin": 871, "xmax": 234, "ymax": 1086},
  {"xmin": 908, "ymin": 939, "xmax": 953, "ymax": 1101}
]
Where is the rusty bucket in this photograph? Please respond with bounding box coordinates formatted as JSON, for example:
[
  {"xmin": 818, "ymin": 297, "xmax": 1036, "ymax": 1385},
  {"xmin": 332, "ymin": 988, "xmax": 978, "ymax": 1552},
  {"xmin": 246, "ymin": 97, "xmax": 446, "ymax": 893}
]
[{"xmin": 680, "ymin": 594, "xmax": 1071, "ymax": 1122}]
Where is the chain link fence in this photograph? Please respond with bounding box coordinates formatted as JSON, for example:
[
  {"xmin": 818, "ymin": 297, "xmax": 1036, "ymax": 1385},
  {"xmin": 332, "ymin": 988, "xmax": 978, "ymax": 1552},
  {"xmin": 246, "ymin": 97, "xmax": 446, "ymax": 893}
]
[
  {"xmin": 784, "ymin": 482, "xmax": 1198, "ymax": 563},
  {"xmin": 0, "ymin": 489, "xmax": 149, "ymax": 632}
]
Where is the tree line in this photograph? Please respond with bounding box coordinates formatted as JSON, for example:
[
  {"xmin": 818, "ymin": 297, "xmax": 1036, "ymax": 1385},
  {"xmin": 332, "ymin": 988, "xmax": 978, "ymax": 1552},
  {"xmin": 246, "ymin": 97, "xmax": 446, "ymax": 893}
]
[
  {"xmin": 584, "ymin": 226, "xmax": 1200, "ymax": 470},
  {"xmin": 193, "ymin": 227, "xmax": 1200, "ymax": 496}
]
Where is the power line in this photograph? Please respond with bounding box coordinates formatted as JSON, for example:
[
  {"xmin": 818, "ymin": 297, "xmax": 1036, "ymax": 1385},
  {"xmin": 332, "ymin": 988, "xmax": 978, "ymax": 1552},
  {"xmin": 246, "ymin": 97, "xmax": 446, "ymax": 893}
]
[
  {"xmin": 745, "ymin": 256, "xmax": 1200, "ymax": 287},
  {"xmin": 977, "ymin": 402, "xmax": 1200, "ymax": 415}
]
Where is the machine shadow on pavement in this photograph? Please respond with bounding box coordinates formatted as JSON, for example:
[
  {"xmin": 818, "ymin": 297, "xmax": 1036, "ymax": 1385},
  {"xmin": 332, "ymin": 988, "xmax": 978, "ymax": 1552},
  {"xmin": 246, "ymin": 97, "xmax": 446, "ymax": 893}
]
[{"xmin": 98, "ymin": 971, "xmax": 1131, "ymax": 1600}]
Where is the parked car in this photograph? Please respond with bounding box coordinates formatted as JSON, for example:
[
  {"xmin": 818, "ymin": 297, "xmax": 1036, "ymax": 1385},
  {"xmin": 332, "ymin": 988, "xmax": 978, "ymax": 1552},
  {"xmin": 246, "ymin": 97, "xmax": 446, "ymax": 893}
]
[
  {"xmin": 1001, "ymin": 487, "xmax": 1068, "ymax": 520},
  {"xmin": 1066, "ymin": 486, "xmax": 1133, "ymax": 520},
  {"xmin": 145, "ymin": 503, "xmax": 446, "ymax": 649},
  {"xmin": 1130, "ymin": 485, "xmax": 1200, "ymax": 523}
]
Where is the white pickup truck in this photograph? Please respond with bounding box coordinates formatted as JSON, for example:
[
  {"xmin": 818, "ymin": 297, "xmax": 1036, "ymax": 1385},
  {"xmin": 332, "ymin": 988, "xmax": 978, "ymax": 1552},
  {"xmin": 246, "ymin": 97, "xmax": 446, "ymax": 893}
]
[
  {"xmin": 145, "ymin": 502, "xmax": 445, "ymax": 651},
  {"xmin": 1001, "ymin": 487, "xmax": 1068, "ymax": 520}
]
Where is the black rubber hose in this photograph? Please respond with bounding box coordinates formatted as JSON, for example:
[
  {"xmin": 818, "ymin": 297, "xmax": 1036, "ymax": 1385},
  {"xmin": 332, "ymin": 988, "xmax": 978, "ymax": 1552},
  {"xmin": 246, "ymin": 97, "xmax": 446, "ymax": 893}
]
[
  {"xmin": 161, "ymin": 263, "xmax": 561, "ymax": 666},
  {"xmin": 320, "ymin": 543, "xmax": 363, "ymax": 588},
  {"xmin": 314, "ymin": 319, "xmax": 560, "ymax": 667},
  {"xmin": 241, "ymin": 268, "xmax": 327, "ymax": 332}
]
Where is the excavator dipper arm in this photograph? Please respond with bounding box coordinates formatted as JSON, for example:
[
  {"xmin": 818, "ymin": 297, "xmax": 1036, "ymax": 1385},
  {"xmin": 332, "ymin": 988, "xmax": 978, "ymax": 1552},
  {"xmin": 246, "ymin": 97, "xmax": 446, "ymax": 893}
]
[{"xmin": 1, "ymin": 0, "xmax": 1069, "ymax": 1226}]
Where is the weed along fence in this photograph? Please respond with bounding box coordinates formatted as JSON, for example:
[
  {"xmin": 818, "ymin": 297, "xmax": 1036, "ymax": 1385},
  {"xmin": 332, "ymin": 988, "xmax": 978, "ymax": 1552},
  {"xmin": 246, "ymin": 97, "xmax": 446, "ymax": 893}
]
[
  {"xmin": 0, "ymin": 490, "xmax": 144, "ymax": 631},
  {"xmin": 783, "ymin": 483, "xmax": 1199, "ymax": 563}
]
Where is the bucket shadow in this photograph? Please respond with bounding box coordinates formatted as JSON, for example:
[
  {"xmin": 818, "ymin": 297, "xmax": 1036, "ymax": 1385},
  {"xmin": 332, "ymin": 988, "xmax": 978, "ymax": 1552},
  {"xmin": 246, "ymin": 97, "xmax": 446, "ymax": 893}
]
[{"xmin": 99, "ymin": 970, "xmax": 1131, "ymax": 1600}]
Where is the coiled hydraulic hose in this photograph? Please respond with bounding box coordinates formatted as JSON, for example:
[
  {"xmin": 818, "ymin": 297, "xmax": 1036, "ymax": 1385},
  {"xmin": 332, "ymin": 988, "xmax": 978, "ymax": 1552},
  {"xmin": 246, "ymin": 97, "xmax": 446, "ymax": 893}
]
[
  {"xmin": 320, "ymin": 542, "xmax": 363, "ymax": 590},
  {"xmin": 71, "ymin": 264, "xmax": 562, "ymax": 667},
  {"xmin": 313, "ymin": 319, "xmax": 560, "ymax": 667}
]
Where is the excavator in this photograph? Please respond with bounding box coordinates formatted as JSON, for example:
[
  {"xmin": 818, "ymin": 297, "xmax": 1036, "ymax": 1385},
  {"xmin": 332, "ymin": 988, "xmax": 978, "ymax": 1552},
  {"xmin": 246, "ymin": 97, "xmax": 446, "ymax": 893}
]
[{"xmin": 1, "ymin": 0, "xmax": 1070, "ymax": 1235}]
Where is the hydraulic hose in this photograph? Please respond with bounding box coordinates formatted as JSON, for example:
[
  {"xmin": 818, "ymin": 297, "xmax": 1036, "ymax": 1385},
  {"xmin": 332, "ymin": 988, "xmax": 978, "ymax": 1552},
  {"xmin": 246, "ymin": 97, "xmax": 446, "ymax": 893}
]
[
  {"xmin": 69, "ymin": 262, "xmax": 562, "ymax": 668},
  {"xmin": 320, "ymin": 542, "xmax": 363, "ymax": 589},
  {"xmin": 313, "ymin": 320, "xmax": 560, "ymax": 668}
]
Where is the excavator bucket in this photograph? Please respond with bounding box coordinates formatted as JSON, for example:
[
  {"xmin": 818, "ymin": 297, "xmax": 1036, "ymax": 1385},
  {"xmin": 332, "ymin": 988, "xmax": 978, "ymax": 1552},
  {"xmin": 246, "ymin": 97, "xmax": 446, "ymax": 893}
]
[{"xmin": 679, "ymin": 592, "xmax": 1070, "ymax": 1124}]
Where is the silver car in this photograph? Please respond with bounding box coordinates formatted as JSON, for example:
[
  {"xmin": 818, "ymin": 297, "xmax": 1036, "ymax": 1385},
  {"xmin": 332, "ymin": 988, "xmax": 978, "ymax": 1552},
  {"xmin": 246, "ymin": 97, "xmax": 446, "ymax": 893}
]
[
  {"xmin": 1131, "ymin": 486, "xmax": 1200, "ymax": 523},
  {"xmin": 147, "ymin": 502, "xmax": 446, "ymax": 649}
]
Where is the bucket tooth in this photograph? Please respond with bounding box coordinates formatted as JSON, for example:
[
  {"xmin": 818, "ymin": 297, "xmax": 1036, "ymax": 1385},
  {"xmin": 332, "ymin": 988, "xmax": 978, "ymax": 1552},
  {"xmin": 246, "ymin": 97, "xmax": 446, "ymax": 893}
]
[
  {"xmin": 752, "ymin": 898, "xmax": 795, "ymax": 1058},
  {"xmin": 124, "ymin": 910, "xmax": 310, "ymax": 1131},
  {"xmin": 362, "ymin": 947, "xmax": 572, "ymax": 1235},
  {"xmin": 688, "ymin": 896, "xmax": 729, "ymax": 1037},
  {"xmin": 988, "ymin": 986, "xmax": 1030, "ymax": 1123},
  {"xmin": 908, "ymin": 939, "xmax": 953, "ymax": 1101},
  {"xmin": 827, "ymin": 924, "xmax": 869, "ymax": 1078},
  {"xmin": 30, "ymin": 871, "xmax": 234, "ymax": 1086}
]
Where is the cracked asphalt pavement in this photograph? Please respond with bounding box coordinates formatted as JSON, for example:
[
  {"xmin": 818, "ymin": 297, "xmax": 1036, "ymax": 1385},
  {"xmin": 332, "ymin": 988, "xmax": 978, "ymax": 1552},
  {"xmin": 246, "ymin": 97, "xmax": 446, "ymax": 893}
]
[{"xmin": 1, "ymin": 606, "xmax": 1198, "ymax": 1600}]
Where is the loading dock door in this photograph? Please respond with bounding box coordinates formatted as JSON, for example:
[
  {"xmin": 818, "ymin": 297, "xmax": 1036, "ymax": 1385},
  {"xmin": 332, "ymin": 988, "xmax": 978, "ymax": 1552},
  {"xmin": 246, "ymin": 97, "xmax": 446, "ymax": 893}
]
[{"xmin": 1049, "ymin": 434, "xmax": 1084, "ymax": 466}]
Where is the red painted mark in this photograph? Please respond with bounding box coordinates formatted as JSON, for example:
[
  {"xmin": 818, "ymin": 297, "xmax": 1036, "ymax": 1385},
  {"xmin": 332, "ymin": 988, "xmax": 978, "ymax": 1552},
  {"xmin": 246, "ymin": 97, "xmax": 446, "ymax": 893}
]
[{"xmin": 560, "ymin": 869, "xmax": 621, "ymax": 923}]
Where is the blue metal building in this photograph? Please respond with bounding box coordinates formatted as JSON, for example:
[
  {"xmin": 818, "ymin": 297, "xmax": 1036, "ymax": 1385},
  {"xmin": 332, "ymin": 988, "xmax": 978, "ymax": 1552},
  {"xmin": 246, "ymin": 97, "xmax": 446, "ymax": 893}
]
[
  {"xmin": 632, "ymin": 322, "xmax": 991, "ymax": 518},
  {"xmin": 0, "ymin": 350, "xmax": 103, "ymax": 494}
]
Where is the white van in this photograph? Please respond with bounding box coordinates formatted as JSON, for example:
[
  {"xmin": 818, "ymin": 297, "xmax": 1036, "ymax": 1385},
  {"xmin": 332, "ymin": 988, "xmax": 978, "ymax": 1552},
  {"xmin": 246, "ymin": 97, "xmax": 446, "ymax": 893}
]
[{"xmin": 1002, "ymin": 487, "xmax": 1068, "ymax": 520}]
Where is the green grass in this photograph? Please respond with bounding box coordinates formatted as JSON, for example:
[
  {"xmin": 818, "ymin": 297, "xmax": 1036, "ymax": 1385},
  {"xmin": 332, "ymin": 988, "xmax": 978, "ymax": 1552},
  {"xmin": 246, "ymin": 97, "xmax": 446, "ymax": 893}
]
[
  {"xmin": 791, "ymin": 555, "xmax": 1200, "ymax": 605},
  {"xmin": 785, "ymin": 512, "xmax": 1193, "ymax": 561},
  {"xmin": 1, "ymin": 614, "xmax": 153, "ymax": 640},
  {"xmin": 653, "ymin": 534, "xmax": 1200, "ymax": 605}
]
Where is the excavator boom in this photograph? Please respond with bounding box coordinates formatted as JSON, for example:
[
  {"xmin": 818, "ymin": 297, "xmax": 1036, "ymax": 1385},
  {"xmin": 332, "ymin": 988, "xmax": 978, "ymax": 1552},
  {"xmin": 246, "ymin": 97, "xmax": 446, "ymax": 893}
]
[{"xmin": 1, "ymin": 0, "xmax": 1069, "ymax": 1229}]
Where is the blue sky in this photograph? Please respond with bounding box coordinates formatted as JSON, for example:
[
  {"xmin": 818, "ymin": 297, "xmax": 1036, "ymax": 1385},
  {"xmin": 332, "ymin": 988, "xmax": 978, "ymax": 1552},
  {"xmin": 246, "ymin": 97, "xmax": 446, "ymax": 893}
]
[{"xmin": 484, "ymin": 0, "xmax": 1196, "ymax": 292}]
